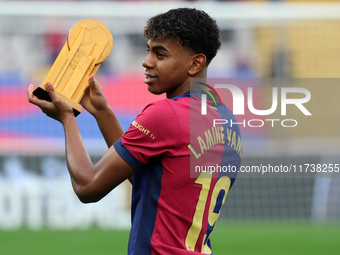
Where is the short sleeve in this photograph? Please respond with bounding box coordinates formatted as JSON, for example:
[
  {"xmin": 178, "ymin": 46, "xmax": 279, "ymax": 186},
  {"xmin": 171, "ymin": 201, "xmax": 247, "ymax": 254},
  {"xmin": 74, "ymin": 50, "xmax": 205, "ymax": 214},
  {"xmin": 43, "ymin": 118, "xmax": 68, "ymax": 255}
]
[{"xmin": 114, "ymin": 100, "xmax": 180, "ymax": 171}]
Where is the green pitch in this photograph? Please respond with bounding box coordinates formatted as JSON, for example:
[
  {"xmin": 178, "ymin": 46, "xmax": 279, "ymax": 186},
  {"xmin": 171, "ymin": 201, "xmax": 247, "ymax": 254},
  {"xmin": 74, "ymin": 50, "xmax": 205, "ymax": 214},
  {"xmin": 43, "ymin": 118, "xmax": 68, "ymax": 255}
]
[{"xmin": 1, "ymin": 222, "xmax": 339, "ymax": 255}]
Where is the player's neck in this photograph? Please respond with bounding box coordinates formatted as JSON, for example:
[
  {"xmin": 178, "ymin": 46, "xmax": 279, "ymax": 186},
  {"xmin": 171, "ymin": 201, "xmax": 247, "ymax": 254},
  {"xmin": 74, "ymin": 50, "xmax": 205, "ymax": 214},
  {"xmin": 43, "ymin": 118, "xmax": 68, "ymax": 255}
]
[
  {"xmin": 166, "ymin": 82, "xmax": 190, "ymax": 99},
  {"xmin": 166, "ymin": 69, "xmax": 207, "ymax": 99}
]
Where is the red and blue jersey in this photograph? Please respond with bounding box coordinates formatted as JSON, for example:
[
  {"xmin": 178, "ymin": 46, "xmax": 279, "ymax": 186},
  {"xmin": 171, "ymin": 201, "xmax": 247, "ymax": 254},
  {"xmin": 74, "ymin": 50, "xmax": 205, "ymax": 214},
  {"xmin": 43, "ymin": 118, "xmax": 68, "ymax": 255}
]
[{"xmin": 114, "ymin": 90, "xmax": 242, "ymax": 255}]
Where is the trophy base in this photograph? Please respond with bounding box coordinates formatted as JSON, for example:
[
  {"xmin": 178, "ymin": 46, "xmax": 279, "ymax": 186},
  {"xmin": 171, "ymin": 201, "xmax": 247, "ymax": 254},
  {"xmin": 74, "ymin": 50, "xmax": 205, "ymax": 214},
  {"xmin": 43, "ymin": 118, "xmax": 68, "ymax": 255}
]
[{"xmin": 33, "ymin": 87, "xmax": 81, "ymax": 117}]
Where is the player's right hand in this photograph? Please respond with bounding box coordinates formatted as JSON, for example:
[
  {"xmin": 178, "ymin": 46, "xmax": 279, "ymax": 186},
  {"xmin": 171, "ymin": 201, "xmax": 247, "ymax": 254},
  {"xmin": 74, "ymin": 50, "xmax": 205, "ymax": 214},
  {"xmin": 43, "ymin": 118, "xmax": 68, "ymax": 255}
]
[
  {"xmin": 27, "ymin": 82, "xmax": 74, "ymax": 123},
  {"xmin": 80, "ymin": 76, "xmax": 111, "ymax": 118}
]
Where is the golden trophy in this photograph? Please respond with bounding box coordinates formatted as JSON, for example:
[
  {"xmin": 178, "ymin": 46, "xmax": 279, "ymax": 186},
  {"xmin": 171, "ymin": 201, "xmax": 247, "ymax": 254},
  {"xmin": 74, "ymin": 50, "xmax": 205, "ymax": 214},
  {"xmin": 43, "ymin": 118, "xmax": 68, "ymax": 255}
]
[{"xmin": 33, "ymin": 19, "xmax": 113, "ymax": 116}]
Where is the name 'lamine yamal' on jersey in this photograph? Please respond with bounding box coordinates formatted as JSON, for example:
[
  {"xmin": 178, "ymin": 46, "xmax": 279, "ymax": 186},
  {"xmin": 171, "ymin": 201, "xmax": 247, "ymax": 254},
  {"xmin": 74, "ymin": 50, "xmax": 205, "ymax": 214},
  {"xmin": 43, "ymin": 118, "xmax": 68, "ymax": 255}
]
[{"xmin": 186, "ymin": 89, "xmax": 242, "ymax": 254}]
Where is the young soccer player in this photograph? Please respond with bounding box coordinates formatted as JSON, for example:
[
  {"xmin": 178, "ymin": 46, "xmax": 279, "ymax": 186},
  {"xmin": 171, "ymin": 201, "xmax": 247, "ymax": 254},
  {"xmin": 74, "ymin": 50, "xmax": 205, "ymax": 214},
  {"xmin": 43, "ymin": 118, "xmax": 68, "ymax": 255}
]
[{"xmin": 28, "ymin": 8, "xmax": 242, "ymax": 254}]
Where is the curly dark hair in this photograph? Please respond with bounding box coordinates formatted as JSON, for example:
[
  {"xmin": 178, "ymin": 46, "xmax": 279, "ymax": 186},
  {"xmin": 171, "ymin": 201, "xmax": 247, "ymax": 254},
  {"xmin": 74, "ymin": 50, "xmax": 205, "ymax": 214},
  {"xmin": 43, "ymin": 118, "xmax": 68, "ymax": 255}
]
[{"xmin": 143, "ymin": 8, "xmax": 221, "ymax": 66}]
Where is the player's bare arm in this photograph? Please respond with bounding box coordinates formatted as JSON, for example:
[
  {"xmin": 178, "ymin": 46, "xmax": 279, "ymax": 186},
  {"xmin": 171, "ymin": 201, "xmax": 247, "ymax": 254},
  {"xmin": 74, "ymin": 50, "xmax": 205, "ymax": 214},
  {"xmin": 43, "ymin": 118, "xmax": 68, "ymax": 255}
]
[
  {"xmin": 80, "ymin": 76, "xmax": 133, "ymax": 183},
  {"xmin": 80, "ymin": 76, "xmax": 125, "ymax": 147},
  {"xmin": 27, "ymin": 83, "xmax": 135, "ymax": 202}
]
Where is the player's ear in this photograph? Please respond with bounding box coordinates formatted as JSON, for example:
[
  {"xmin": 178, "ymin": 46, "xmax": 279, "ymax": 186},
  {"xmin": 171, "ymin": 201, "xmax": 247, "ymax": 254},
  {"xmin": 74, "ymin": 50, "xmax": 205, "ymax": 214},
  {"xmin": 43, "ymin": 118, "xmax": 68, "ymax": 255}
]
[{"xmin": 189, "ymin": 54, "xmax": 207, "ymax": 76}]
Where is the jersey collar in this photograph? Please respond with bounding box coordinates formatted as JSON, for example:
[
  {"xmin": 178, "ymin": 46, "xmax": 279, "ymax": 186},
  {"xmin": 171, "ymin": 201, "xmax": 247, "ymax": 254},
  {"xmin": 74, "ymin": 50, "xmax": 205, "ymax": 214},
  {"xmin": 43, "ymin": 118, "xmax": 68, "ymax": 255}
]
[{"xmin": 170, "ymin": 91, "xmax": 191, "ymax": 101}]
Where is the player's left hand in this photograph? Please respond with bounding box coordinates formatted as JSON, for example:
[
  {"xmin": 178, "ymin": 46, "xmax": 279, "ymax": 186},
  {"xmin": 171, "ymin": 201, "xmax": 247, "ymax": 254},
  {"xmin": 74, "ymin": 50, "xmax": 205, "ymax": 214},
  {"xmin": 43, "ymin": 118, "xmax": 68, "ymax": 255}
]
[
  {"xmin": 80, "ymin": 76, "xmax": 110, "ymax": 117},
  {"xmin": 27, "ymin": 82, "xmax": 74, "ymax": 123}
]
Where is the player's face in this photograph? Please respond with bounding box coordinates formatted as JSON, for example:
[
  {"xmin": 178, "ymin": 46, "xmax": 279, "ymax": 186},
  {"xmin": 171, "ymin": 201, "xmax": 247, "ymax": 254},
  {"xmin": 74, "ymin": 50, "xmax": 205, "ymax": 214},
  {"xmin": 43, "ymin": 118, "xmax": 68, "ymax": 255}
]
[{"xmin": 142, "ymin": 39, "xmax": 195, "ymax": 98}]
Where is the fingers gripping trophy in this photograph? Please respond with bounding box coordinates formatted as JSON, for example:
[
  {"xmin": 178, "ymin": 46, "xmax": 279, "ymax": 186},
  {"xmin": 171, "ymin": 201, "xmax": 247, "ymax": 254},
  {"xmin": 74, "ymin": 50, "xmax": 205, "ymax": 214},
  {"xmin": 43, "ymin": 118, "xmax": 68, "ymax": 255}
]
[{"xmin": 33, "ymin": 19, "xmax": 113, "ymax": 116}]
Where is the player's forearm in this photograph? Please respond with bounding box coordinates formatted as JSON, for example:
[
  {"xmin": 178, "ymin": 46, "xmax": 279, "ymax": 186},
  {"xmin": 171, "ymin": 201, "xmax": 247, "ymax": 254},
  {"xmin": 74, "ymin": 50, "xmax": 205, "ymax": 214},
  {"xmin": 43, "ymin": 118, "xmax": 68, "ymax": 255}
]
[
  {"xmin": 95, "ymin": 108, "xmax": 133, "ymax": 184},
  {"xmin": 94, "ymin": 105, "xmax": 125, "ymax": 148},
  {"xmin": 62, "ymin": 116, "xmax": 95, "ymax": 195}
]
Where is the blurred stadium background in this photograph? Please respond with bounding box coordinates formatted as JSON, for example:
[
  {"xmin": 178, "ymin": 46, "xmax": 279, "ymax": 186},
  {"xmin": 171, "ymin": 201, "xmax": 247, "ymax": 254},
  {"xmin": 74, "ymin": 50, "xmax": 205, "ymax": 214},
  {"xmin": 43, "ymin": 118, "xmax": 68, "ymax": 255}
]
[{"xmin": 0, "ymin": 0, "xmax": 340, "ymax": 254}]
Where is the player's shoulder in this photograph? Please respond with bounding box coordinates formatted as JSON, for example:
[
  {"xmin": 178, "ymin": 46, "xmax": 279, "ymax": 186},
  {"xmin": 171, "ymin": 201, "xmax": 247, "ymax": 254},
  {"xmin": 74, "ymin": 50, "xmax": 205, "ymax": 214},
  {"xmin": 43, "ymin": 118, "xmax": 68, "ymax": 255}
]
[
  {"xmin": 141, "ymin": 96, "xmax": 189, "ymax": 116},
  {"xmin": 143, "ymin": 98, "xmax": 173, "ymax": 108}
]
